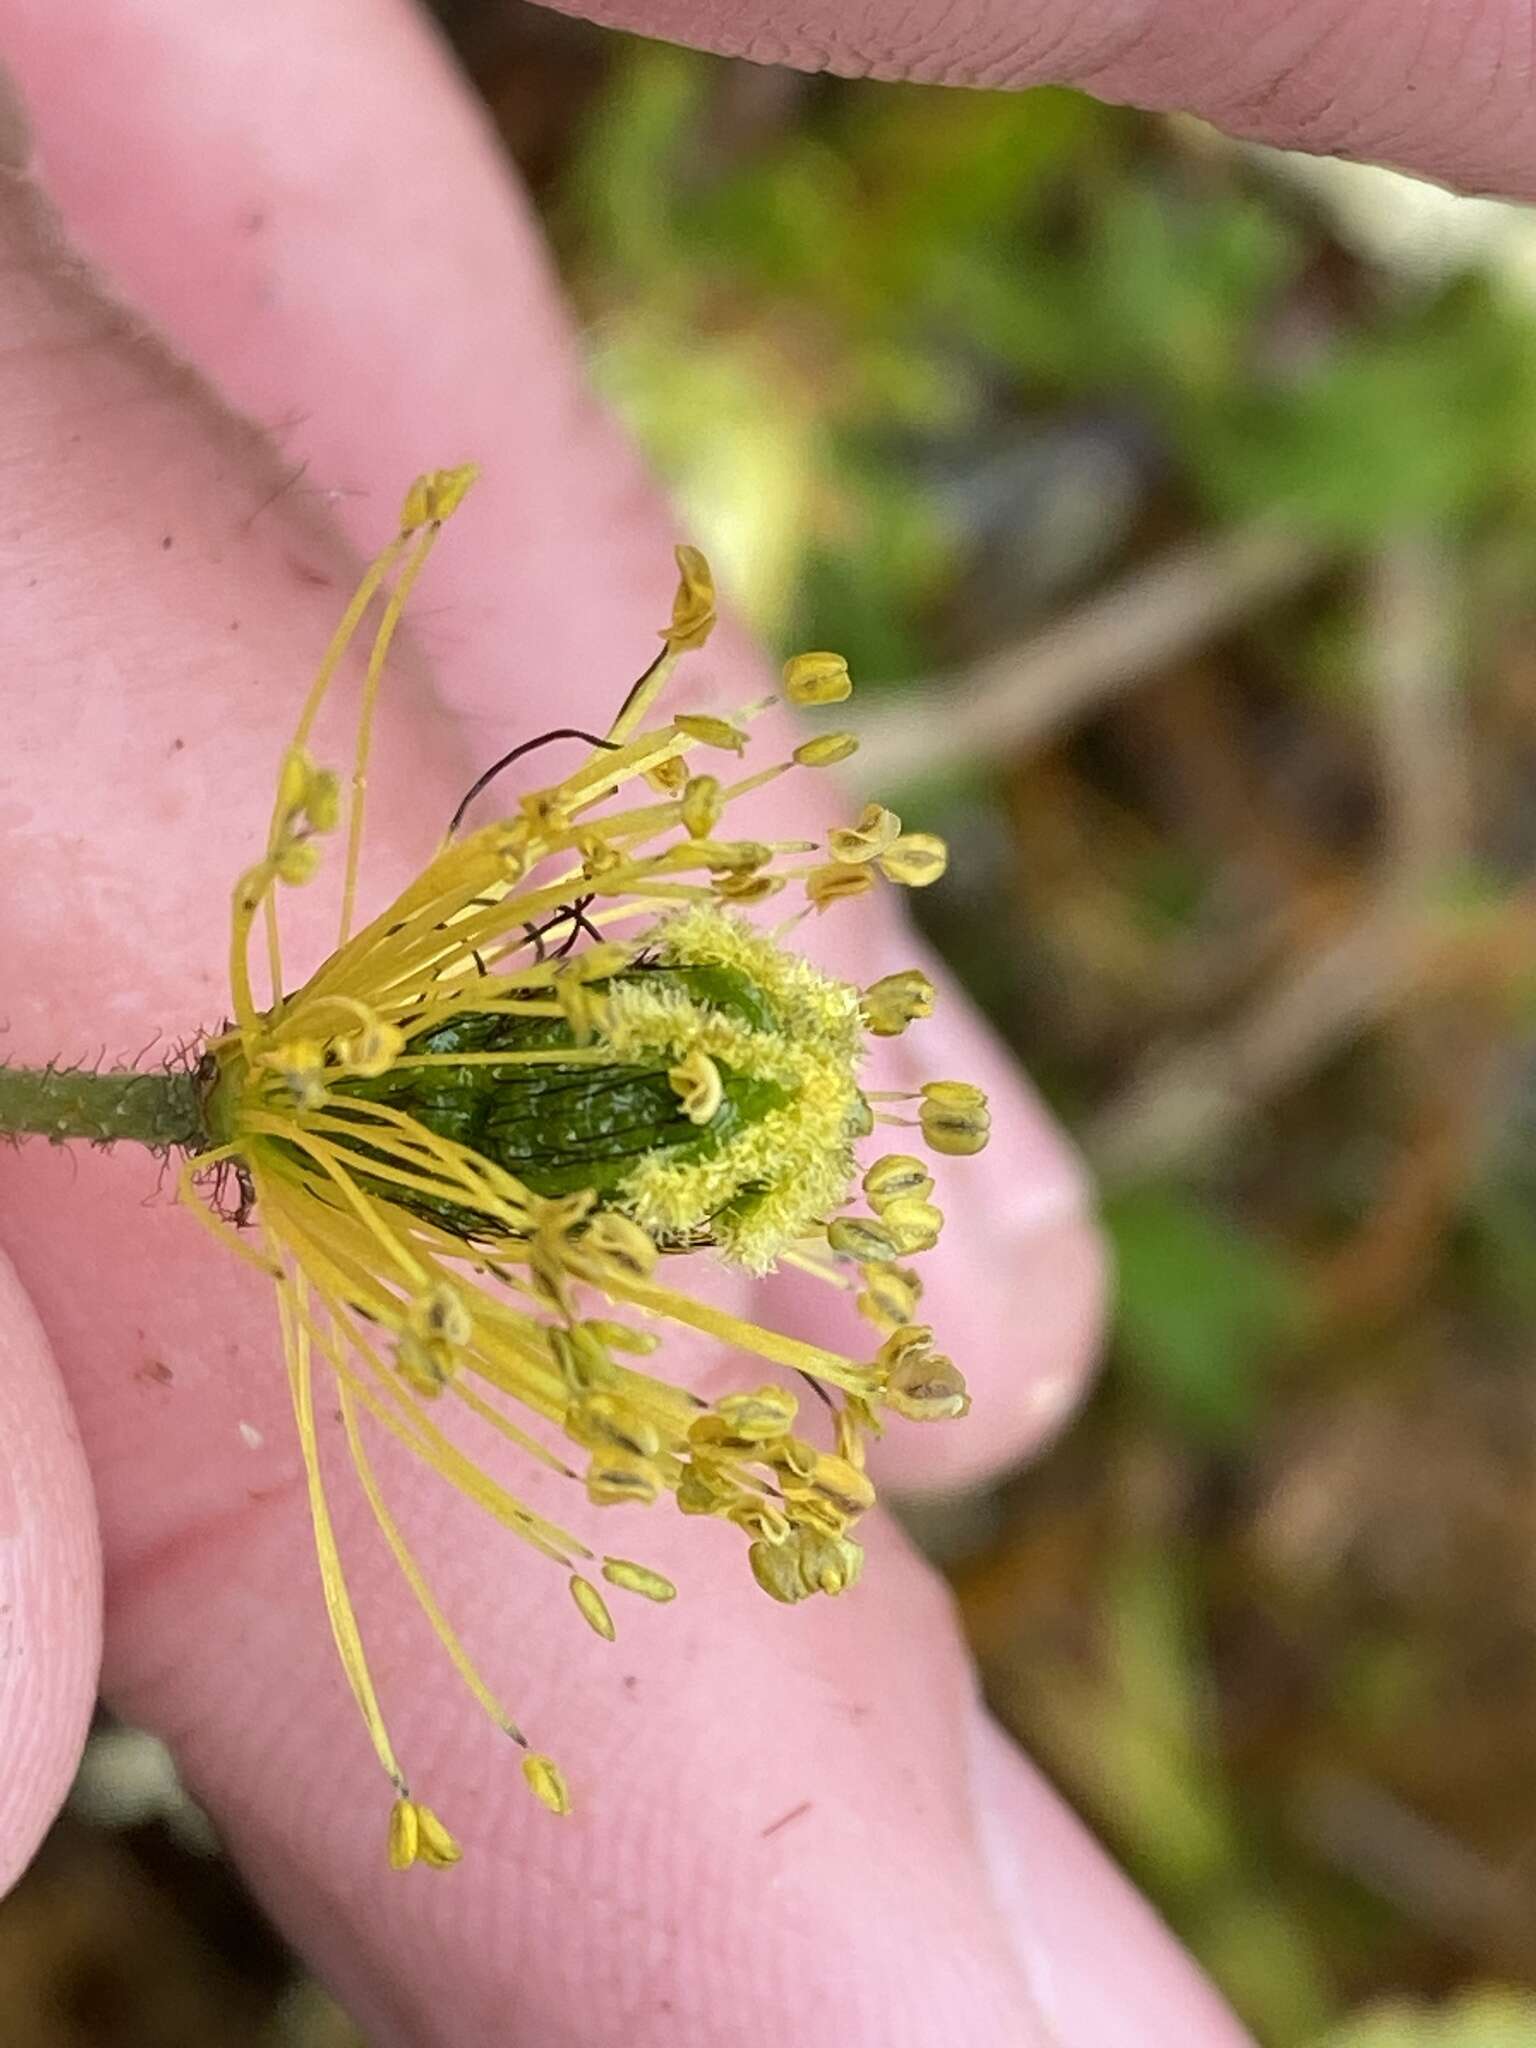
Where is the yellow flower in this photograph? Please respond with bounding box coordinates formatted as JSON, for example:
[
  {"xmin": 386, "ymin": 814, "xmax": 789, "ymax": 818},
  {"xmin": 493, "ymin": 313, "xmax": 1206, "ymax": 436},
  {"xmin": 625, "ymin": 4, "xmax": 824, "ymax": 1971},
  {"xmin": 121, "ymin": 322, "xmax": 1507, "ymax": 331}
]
[{"xmin": 182, "ymin": 466, "xmax": 989, "ymax": 1865}]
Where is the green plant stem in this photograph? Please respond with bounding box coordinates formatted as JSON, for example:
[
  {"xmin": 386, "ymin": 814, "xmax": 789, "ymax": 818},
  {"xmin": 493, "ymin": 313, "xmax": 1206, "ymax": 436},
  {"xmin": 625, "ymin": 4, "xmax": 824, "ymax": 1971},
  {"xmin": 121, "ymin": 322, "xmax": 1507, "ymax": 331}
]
[{"xmin": 0, "ymin": 1061, "xmax": 207, "ymax": 1150}]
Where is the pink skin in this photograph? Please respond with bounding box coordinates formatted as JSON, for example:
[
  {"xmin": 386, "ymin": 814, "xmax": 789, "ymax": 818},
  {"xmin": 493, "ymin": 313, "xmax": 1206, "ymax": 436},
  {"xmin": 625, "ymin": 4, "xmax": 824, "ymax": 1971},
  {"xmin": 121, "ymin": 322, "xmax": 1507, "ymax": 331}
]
[
  {"xmin": 537, "ymin": 0, "xmax": 1536, "ymax": 199},
  {"xmin": 1, "ymin": 0, "xmax": 1487, "ymax": 2037}
]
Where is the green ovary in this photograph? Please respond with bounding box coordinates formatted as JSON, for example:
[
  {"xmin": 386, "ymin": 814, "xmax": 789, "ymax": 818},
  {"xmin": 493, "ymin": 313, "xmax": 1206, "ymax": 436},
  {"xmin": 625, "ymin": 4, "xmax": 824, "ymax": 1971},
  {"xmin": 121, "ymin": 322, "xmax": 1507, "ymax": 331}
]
[{"xmin": 333, "ymin": 963, "xmax": 791, "ymax": 1236}]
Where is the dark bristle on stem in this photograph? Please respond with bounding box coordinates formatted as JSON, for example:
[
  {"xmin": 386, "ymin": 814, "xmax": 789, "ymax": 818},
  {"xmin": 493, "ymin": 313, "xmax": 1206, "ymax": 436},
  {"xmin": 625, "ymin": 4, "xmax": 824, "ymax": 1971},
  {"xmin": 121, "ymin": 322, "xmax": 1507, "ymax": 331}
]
[{"xmin": 448, "ymin": 729, "xmax": 621, "ymax": 837}]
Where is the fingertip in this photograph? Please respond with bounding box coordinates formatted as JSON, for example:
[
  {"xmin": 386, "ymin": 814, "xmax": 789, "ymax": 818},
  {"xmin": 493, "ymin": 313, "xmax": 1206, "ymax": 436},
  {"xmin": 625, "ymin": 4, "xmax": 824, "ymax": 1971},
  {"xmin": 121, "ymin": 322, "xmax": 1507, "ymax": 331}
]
[
  {"xmin": 0, "ymin": 1250, "xmax": 102, "ymax": 1894},
  {"xmin": 967, "ymin": 1710, "xmax": 1256, "ymax": 2047}
]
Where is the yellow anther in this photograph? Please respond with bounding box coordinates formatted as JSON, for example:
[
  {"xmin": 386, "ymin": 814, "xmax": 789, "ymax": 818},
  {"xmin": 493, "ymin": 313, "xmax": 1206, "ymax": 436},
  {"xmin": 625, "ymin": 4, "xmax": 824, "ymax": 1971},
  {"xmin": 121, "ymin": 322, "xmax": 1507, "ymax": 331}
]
[
  {"xmin": 414, "ymin": 1803, "xmax": 464, "ymax": 1868},
  {"xmin": 715, "ymin": 871, "xmax": 783, "ymax": 902},
  {"xmin": 919, "ymin": 1080, "xmax": 991, "ymax": 1156},
  {"xmin": 806, "ymin": 863, "xmax": 875, "ymax": 910},
  {"xmin": 583, "ymin": 1319, "xmax": 660, "ymax": 1356},
  {"xmin": 396, "ymin": 1285, "xmax": 472, "ymax": 1397},
  {"xmin": 522, "ymin": 1753, "xmax": 572, "ymax": 1817},
  {"xmin": 581, "ymin": 1212, "xmax": 658, "ymax": 1279},
  {"xmin": 586, "ymin": 1450, "xmax": 662, "ymax": 1507},
  {"xmin": 681, "ymin": 774, "xmax": 723, "ymax": 839},
  {"xmin": 490, "ymin": 824, "xmax": 529, "ymax": 879},
  {"xmin": 275, "ymin": 839, "xmax": 321, "ymax": 886},
  {"xmin": 877, "ymin": 832, "xmax": 948, "ymax": 887},
  {"xmin": 549, "ymin": 1325, "xmax": 613, "ymax": 1394},
  {"xmin": 797, "ymin": 1452, "xmax": 875, "ymax": 1517},
  {"xmin": 387, "ymin": 1796, "xmax": 419, "ymax": 1870},
  {"xmin": 711, "ymin": 1384, "xmax": 800, "ymax": 1441},
  {"xmin": 395, "ymin": 1335, "xmax": 448, "ymax": 1398},
  {"xmin": 793, "ymin": 731, "xmax": 859, "ymax": 767},
  {"xmin": 783, "ymin": 650, "xmax": 853, "ymax": 706},
  {"xmin": 827, "ymin": 1215, "xmax": 900, "ymax": 1263},
  {"xmin": 923, "ymin": 1081, "xmax": 987, "ymax": 1110},
  {"xmin": 664, "ymin": 545, "xmax": 716, "ymax": 652},
  {"xmin": 828, "ymin": 803, "xmax": 902, "ymax": 865},
  {"xmin": 565, "ymin": 941, "xmax": 633, "ymax": 983},
  {"xmin": 602, "ymin": 1557, "xmax": 678, "ymax": 1603},
  {"xmin": 698, "ymin": 839, "xmax": 771, "ymax": 874},
  {"xmin": 414, "ymin": 1286, "xmax": 473, "ymax": 1350},
  {"xmin": 277, "ymin": 745, "xmax": 317, "ymax": 818},
  {"xmin": 570, "ymin": 1390, "xmax": 662, "ymax": 1459},
  {"xmin": 577, "ymin": 830, "xmax": 625, "ymax": 878},
  {"xmin": 388, "ymin": 1797, "xmax": 462, "ymax": 1871},
  {"xmin": 333, "ymin": 1016, "xmax": 404, "ymax": 1077},
  {"xmin": 304, "ymin": 768, "xmax": 342, "ymax": 835},
  {"xmin": 861, "ymin": 968, "xmax": 936, "ymax": 1037},
  {"xmin": 553, "ymin": 973, "xmax": 601, "ymax": 1046},
  {"xmin": 856, "ymin": 1260, "xmax": 923, "ymax": 1330},
  {"xmin": 772, "ymin": 1435, "xmax": 820, "ymax": 1481},
  {"xmin": 878, "ymin": 1327, "xmax": 970, "ymax": 1420},
  {"xmin": 877, "ymin": 1322, "xmax": 936, "ymax": 1372},
  {"xmin": 521, "ymin": 790, "xmax": 571, "ymax": 835},
  {"xmin": 262, "ymin": 1038, "xmax": 328, "ymax": 1111},
  {"xmin": 675, "ymin": 713, "xmax": 747, "ymax": 755},
  {"xmin": 862, "ymin": 1154, "xmax": 935, "ymax": 1209},
  {"xmin": 886, "ymin": 1351, "xmax": 969, "ymax": 1421},
  {"xmin": 400, "ymin": 464, "xmax": 478, "ymax": 530},
  {"xmin": 881, "ymin": 1196, "xmax": 944, "ymax": 1254},
  {"xmin": 749, "ymin": 1528, "xmax": 863, "ymax": 1604},
  {"xmin": 570, "ymin": 1574, "xmax": 617, "ymax": 1641}
]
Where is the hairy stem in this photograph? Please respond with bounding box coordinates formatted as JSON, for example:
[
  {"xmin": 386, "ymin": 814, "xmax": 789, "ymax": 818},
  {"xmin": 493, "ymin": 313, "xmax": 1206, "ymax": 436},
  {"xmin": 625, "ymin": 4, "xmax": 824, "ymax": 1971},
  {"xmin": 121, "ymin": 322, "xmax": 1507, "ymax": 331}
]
[{"xmin": 0, "ymin": 1061, "xmax": 207, "ymax": 1150}]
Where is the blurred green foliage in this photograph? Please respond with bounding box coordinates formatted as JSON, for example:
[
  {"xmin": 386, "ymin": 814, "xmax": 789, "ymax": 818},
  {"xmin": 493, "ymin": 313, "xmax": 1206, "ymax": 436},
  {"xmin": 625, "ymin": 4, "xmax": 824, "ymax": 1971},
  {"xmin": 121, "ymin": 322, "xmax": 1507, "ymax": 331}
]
[
  {"xmin": 561, "ymin": 38, "xmax": 1536, "ymax": 684},
  {"xmin": 1105, "ymin": 1187, "xmax": 1302, "ymax": 1443},
  {"xmin": 1319, "ymin": 1989, "xmax": 1536, "ymax": 2047}
]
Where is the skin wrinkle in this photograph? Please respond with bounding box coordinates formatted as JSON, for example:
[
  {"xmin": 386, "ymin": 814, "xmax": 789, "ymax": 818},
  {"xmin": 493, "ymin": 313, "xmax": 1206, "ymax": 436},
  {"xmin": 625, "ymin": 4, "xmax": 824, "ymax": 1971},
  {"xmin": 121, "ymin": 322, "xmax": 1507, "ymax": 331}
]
[
  {"xmin": 1093, "ymin": 0, "xmax": 1531, "ymax": 181},
  {"xmin": 531, "ymin": 0, "xmax": 1536, "ymax": 194},
  {"xmin": 1231, "ymin": 18, "xmax": 1382, "ymax": 143},
  {"xmin": 537, "ymin": 0, "xmax": 1170, "ymax": 86}
]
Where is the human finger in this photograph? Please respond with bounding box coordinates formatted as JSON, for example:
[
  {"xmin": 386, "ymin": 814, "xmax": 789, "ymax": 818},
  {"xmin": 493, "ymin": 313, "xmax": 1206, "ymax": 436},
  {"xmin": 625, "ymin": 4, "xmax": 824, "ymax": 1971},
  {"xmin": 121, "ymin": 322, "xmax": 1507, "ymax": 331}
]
[
  {"xmin": 0, "ymin": 1253, "xmax": 101, "ymax": 1895},
  {"xmin": 534, "ymin": 0, "xmax": 1536, "ymax": 198}
]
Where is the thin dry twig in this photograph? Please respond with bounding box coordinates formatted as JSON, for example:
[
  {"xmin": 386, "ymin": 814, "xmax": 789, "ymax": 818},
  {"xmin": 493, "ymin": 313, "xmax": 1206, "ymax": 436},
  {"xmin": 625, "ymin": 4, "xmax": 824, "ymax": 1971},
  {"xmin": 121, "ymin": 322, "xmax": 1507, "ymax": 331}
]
[
  {"xmin": 1083, "ymin": 901, "xmax": 1416, "ymax": 1181},
  {"xmin": 1084, "ymin": 532, "xmax": 1463, "ymax": 1182},
  {"xmin": 850, "ymin": 521, "xmax": 1326, "ymax": 788},
  {"xmin": 1369, "ymin": 533, "xmax": 1468, "ymax": 903}
]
